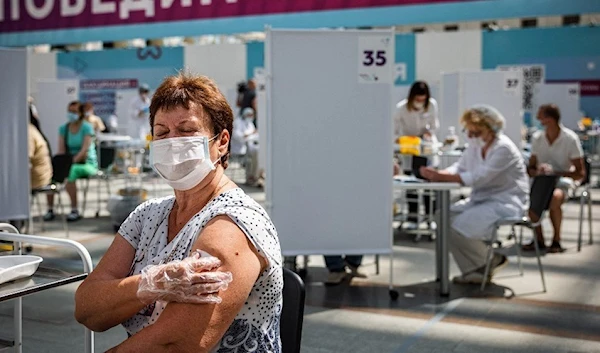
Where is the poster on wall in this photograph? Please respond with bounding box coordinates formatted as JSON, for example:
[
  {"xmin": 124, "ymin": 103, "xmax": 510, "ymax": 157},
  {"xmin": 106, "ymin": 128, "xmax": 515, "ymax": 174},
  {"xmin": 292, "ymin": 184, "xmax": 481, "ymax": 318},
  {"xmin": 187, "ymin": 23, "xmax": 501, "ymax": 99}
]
[
  {"xmin": 497, "ymin": 64, "xmax": 545, "ymax": 112},
  {"xmin": 58, "ymin": 47, "xmax": 184, "ymax": 132}
]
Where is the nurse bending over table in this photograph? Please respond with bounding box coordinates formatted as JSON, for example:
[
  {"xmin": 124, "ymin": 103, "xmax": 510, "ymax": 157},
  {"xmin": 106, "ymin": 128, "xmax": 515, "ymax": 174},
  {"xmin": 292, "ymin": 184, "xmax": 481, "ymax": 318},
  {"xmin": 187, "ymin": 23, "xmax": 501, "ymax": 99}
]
[{"xmin": 419, "ymin": 105, "xmax": 529, "ymax": 285}]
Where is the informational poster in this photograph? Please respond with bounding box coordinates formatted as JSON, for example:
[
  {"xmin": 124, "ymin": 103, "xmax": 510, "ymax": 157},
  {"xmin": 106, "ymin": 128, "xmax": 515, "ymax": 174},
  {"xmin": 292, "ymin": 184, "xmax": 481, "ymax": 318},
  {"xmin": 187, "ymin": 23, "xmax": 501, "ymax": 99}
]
[
  {"xmin": 498, "ymin": 64, "xmax": 545, "ymax": 111},
  {"xmin": 358, "ymin": 35, "xmax": 393, "ymax": 84},
  {"xmin": 58, "ymin": 47, "xmax": 183, "ymax": 129}
]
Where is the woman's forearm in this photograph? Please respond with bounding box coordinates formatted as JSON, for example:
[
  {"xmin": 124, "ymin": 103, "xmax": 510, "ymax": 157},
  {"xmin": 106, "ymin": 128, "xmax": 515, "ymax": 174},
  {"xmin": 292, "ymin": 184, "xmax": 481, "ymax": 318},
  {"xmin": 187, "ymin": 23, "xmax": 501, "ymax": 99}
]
[{"xmin": 75, "ymin": 275, "xmax": 146, "ymax": 332}]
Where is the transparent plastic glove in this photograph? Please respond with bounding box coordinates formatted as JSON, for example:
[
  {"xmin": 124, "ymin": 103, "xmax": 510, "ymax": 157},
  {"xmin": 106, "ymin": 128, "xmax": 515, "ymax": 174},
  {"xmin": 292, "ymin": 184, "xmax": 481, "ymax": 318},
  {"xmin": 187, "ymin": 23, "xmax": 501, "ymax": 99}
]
[{"xmin": 137, "ymin": 250, "xmax": 233, "ymax": 305}]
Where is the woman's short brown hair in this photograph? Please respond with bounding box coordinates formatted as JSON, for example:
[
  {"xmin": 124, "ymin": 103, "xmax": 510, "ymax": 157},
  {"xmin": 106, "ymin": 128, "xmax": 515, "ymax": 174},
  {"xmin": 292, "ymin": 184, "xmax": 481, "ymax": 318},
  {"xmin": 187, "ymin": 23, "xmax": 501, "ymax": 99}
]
[
  {"xmin": 149, "ymin": 73, "xmax": 234, "ymax": 167},
  {"xmin": 538, "ymin": 104, "xmax": 561, "ymax": 122}
]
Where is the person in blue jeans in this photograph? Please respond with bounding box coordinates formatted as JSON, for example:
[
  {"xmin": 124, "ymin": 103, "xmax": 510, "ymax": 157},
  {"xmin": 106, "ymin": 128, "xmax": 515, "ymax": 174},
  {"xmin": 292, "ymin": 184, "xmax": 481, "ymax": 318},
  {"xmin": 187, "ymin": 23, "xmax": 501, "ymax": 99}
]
[{"xmin": 324, "ymin": 255, "xmax": 366, "ymax": 285}]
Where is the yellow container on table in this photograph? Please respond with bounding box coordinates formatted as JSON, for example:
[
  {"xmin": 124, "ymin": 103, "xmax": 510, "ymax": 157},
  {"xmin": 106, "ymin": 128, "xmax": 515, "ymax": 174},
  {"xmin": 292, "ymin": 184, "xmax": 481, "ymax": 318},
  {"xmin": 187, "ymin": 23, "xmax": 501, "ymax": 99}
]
[{"xmin": 398, "ymin": 136, "xmax": 421, "ymax": 156}]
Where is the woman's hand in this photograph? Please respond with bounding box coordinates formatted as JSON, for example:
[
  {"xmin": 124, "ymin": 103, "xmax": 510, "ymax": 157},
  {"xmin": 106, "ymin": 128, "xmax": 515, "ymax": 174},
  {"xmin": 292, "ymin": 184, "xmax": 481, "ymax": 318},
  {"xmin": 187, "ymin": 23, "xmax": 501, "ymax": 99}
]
[
  {"xmin": 137, "ymin": 250, "xmax": 233, "ymax": 305},
  {"xmin": 419, "ymin": 166, "xmax": 440, "ymax": 181}
]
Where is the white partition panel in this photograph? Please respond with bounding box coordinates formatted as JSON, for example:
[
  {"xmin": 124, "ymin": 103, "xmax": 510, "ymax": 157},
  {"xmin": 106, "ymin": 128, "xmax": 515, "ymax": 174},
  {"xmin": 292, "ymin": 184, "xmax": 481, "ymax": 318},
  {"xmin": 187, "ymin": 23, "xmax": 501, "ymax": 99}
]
[
  {"xmin": 184, "ymin": 44, "xmax": 247, "ymax": 98},
  {"xmin": 0, "ymin": 48, "xmax": 29, "ymax": 220},
  {"xmin": 29, "ymin": 52, "xmax": 57, "ymax": 101},
  {"xmin": 533, "ymin": 83, "xmax": 581, "ymax": 130},
  {"xmin": 416, "ymin": 31, "xmax": 482, "ymax": 87},
  {"xmin": 36, "ymin": 80, "xmax": 79, "ymax": 154},
  {"xmin": 441, "ymin": 70, "xmax": 524, "ymax": 149},
  {"xmin": 266, "ymin": 29, "xmax": 394, "ymax": 256},
  {"xmin": 439, "ymin": 73, "xmax": 462, "ymax": 145},
  {"xmin": 256, "ymin": 90, "xmax": 267, "ymax": 172}
]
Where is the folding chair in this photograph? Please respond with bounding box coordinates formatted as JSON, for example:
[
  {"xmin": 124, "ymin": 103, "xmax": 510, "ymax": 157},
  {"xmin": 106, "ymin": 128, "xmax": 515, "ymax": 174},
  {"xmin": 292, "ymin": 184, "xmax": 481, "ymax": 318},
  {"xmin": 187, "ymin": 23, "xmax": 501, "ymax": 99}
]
[
  {"xmin": 30, "ymin": 184, "xmax": 68, "ymax": 237},
  {"xmin": 281, "ymin": 268, "xmax": 306, "ymax": 353},
  {"xmin": 29, "ymin": 155, "xmax": 72, "ymax": 236},
  {"xmin": 481, "ymin": 175, "xmax": 559, "ymax": 292},
  {"xmin": 577, "ymin": 157, "xmax": 593, "ymax": 251},
  {"xmin": 80, "ymin": 170, "xmax": 112, "ymax": 218}
]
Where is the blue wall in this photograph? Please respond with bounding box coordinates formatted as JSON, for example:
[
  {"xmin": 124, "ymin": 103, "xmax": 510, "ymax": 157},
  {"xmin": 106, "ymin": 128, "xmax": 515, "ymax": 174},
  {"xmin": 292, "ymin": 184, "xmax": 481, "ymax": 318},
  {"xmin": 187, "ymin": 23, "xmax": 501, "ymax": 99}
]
[
  {"xmin": 246, "ymin": 42, "xmax": 265, "ymax": 81},
  {"xmin": 483, "ymin": 26, "xmax": 600, "ymax": 118},
  {"xmin": 395, "ymin": 33, "xmax": 416, "ymax": 85}
]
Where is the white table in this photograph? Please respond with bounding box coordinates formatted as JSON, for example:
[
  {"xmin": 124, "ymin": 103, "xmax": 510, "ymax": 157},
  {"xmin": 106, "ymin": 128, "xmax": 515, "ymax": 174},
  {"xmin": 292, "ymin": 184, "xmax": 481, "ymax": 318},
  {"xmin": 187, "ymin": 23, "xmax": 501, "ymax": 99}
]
[
  {"xmin": 0, "ymin": 223, "xmax": 94, "ymax": 353},
  {"xmin": 393, "ymin": 178, "xmax": 461, "ymax": 296}
]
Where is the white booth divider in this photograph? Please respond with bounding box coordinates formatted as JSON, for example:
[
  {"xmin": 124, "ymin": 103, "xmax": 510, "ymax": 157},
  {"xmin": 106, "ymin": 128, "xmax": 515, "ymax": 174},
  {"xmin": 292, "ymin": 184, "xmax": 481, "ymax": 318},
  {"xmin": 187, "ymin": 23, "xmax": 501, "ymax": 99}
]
[
  {"xmin": 440, "ymin": 70, "xmax": 524, "ymax": 149},
  {"xmin": 29, "ymin": 52, "xmax": 57, "ymax": 101},
  {"xmin": 416, "ymin": 31, "xmax": 482, "ymax": 88},
  {"xmin": 36, "ymin": 80, "xmax": 80, "ymax": 154},
  {"xmin": 532, "ymin": 83, "xmax": 581, "ymax": 131},
  {"xmin": 184, "ymin": 43, "xmax": 247, "ymax": 101},
  {"xmin": 0, "ymin": 48, "xmax": 30, "ymax": 220},
  {"xmin": 266, "ymin": 28, "xmax": 394, "ymax": 256}
]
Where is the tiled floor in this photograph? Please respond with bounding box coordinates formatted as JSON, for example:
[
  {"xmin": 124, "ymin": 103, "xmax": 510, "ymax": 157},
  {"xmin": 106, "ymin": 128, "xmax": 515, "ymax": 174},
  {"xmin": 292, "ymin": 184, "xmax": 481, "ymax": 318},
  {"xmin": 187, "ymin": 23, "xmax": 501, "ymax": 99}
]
[{"xmin": 1, "ymin": 175, "xmax": 599, "ymax": 352}]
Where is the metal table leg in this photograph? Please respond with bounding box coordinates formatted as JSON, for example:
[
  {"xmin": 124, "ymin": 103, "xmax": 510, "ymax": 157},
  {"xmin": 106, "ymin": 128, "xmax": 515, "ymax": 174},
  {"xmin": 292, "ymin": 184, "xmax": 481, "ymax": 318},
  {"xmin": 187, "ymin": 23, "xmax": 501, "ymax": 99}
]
[{"xmin": 438, "ymin": 190, "xmax": 450, "ymax": 297}]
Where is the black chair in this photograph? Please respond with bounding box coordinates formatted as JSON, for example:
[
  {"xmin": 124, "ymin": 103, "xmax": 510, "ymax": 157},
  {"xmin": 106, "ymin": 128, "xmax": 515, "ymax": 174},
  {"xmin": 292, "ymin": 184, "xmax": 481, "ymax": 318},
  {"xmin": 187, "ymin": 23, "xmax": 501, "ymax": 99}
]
[
  {"xmin": 481, "ymin": 175, "xmax": 559, "ymax": 292},
  {"xmin": 29, "ymin": 155, "xmax": 73, "ymax": 236},
  {"xmin": 281, "ymin": 268, "xmax": 305, "ymax": 353},
  {"xmin": 577, "ymin": 157, "xmax": 593, "ymax": 251}
]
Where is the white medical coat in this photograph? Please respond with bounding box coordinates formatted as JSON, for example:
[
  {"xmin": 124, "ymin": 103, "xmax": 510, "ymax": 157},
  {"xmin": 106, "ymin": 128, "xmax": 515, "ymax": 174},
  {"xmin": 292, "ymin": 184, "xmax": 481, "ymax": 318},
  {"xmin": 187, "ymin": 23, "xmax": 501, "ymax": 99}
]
[
  {"xmin": 393, "ymin": 98, "xmax": 439, "ymax": 140},
  {"xmin": 231, "ymin": 117, "xmax": 258, "ymax": 155},
  {"xmin": 129, "ymin": 95, "xmax": 151, "ymax": 140},
  {"xmin": 445, "ymin": 134, "xmax": 529, "ymax": 240}
]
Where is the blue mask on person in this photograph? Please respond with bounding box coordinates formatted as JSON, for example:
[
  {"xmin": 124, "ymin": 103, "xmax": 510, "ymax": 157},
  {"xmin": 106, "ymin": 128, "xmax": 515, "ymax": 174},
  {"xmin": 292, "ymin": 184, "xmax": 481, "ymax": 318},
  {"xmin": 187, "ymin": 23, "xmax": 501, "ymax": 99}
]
[{"xmin": 67, "ymin": 112, "xmax": 79, "ymax": 122}]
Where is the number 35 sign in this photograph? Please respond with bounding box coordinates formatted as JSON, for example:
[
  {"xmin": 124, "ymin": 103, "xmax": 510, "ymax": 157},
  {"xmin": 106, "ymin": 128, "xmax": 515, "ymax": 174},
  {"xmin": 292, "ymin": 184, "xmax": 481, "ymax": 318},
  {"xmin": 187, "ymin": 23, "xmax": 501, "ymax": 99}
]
[{"xmin": 358, "ymin": 35, "xmax": 392, "ymax": 84}]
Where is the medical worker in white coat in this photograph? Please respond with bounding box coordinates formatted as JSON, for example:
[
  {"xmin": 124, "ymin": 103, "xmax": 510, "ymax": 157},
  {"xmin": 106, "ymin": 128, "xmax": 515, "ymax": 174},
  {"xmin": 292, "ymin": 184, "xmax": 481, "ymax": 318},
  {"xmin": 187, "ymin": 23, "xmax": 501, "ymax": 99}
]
[
  {"xmin": 128, "ymin": 84, "xmax": 151, "ymax": 140},
  {"xmin": 394, "ymin": 81, "xmax": 439, "ymax": 227},
  {"xmin": 420, "ymin": 105, "xmax": 529, "ymax": 285}
]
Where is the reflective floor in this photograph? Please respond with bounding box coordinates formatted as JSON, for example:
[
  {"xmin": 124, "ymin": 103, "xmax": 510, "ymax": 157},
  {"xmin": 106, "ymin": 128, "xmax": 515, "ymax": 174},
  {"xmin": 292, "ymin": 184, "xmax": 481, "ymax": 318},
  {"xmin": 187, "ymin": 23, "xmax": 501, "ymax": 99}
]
[{"xmin": 1, "ymin": 175, "xmax": 599, "ymax": 353}]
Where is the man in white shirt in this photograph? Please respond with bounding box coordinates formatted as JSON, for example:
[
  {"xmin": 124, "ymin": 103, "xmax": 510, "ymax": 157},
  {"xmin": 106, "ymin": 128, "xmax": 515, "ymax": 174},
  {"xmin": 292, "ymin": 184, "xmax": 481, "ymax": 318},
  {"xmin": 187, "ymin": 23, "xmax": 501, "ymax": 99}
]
[
  {"xmin": 128, "ymin": 84, "xmax": 151, "ymax": 140},
  {"xmin": 231, "ymin": 108, "xmax": 259, "ymax": 185},
  {"xmin": 525, "ymin": 104, "xmax": 585, "ymax": 253}
]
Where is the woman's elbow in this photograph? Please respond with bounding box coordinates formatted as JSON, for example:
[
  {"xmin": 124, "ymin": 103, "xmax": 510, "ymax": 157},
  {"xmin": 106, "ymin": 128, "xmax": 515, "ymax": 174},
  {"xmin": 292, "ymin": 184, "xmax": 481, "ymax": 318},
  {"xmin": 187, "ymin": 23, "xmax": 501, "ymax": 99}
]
[{"xmin": 74, "ymin": 288, "xmax": 112, "ymax": 332}]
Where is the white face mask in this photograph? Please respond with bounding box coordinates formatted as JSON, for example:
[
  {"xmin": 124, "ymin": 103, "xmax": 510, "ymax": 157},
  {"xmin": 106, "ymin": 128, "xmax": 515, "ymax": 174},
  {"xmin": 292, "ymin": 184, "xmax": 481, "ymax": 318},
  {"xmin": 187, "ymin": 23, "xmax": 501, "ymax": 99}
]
[
  {"xmin": 413, "ymin": 102, "xmax": 425, "ymax": 110},
  {"xmin": 467, "ymin": 137, "xmax": 483, "ymax": 149},
  {"xmin": 150, "ymin": 135, "xmax": 220, "ymax": 191}
]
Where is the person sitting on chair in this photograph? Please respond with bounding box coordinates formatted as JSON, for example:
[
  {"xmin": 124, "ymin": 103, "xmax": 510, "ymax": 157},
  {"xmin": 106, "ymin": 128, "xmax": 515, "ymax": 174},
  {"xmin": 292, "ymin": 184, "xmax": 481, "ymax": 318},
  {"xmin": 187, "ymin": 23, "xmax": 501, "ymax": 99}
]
[
  {"xmin": 28, "ymin": 99, "xmax": 52, "ymax": 190},
  {"xmin": 74, "ymin": 73, "xmax": 283, "ymax": 352},
  {"xmin": 44, "ymin": 101, "xmax": 98, "ymax": 222},
  {"xmin": 523, "ymin": 104, "xmax": 585, "ymax": 253},
  {"xmin": 419, "ymin": 105, "xmax": 529, "ymax": 285}
]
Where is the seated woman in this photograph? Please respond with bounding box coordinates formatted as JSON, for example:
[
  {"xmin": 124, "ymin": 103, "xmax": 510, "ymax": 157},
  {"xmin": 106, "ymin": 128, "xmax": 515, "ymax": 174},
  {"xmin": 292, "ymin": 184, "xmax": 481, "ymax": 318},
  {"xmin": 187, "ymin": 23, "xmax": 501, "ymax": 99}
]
[
  {"xmin": 44, "ymin": 101, "xmax": 98, "ymax": 222},
  {"xmin": 419, "ymin": 105, "xmax": 529, "ymax": 285},
  {"xmin": 74, "ymin": 73, "xmax": 283, "ymax": 352}
]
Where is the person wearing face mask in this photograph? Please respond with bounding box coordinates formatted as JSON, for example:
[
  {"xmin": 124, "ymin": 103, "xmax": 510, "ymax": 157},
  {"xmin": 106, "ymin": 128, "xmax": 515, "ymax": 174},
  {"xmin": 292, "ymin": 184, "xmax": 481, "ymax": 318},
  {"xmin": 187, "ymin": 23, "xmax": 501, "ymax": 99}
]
[
  {"xmin": 419, "ymin": 105, "xmax": 529, "ymax": 285},
  {"xmin": 394, "ymin": 81, "xmax": 439, "ymax": 229},
  {"xmin": 83, "ymin": 101, "xmax": 106, "ymax": 133},
  {"xmin": 74, "ymin": 73, "xmax": 283, "ymax": 353},
  {"xmin": 393, "ymin": 81, "xmax": 439, "ymax": 142},
  {"xmin": 44, "ymin": 101, "xmax": 98, "ymax": 222},
  {"xmin": 523, "ymin": 104, "xmax": 585, "ymax": 253},
  {"xmin": 128, "ymin": 83, "xmax": 152, "ymax": 140},
  {"xmin": 231, "ymin": 107, "xmax": 259, "ymax": 185}
]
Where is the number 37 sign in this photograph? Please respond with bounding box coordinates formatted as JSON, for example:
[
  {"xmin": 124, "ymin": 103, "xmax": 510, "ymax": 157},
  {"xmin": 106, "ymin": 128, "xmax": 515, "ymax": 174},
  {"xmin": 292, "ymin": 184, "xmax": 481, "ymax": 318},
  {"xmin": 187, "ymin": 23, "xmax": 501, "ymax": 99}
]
[{"xmin": 358, "ymin": 35, "xmax": 393, "ymax": 84}]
